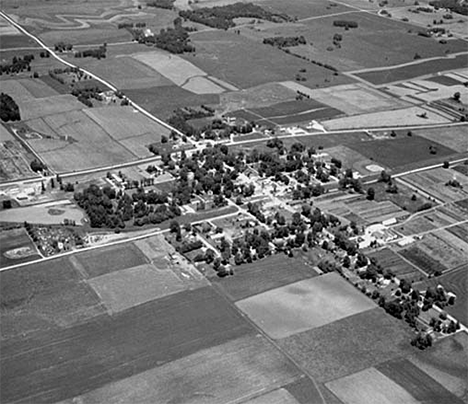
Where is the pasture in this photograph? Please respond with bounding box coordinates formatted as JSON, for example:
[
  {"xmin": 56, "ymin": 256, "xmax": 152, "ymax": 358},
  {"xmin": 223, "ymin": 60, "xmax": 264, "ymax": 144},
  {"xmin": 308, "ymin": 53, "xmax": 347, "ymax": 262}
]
[
  {"xmin": 325, "ymin": 367, "xmax": 420, "ymax": 404},
  {"xmin": 0, "ymin": 286, "xmax": 252, "ymax": 404},
  {"xmin": 348, "ymin": 136, "xmax": 457, "ymax": 170},
  {"xmin": 355, "ymin": 54, "xmax": 468, "ymax": 85},
  {"xmin": 367, "ymin": 248, "xmax": 423, "ymax": 283},
  {"xmin": 279, "ymin": 307, "xmax": 413, "ymax": 383},
  {"xmin": 236, "ymin": 272, "xmax": 376, "ymax": 339},
  {"xmin": 376, "ymin": 358, "xmax": 464, "ymax": 404},
  {"xmin": 0, "ymin": 228, "xmax": 40, "ymax": 268},
  {"xmin": 213, "ymin": 253, "xmax": 318, "ymax": 301},
  {"xmin": 55, "ymin": 335, "xmax": 302, "ymax": 404}
]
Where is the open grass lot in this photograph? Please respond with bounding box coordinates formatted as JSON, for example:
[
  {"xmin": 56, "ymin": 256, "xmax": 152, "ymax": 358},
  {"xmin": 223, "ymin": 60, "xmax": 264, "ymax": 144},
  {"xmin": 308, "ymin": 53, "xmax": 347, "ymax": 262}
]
[
  {"xmin": 18, "ymin": 94, "xmax": 84, "ymax": 121},
  {"xmin": 409, "ymin": 332, "xmax": 468, "ymax": 401},
  {"xmin": 0, "ymin": 256, "xmax": 106, "ymax": 340},
  {"xmin": 278, "ymin": 307, "xmax": 414, "ymax": 384},
  {"xmin": 324, "ymin": 145, "xmax": 380, "ymax": 176},
  {"xmin": 414, "ymin": 265, "xmax": 468, "ymax": 326},
  {"xmin": 0, "ymin": 228, "xmax": 40, "ymax": 269},
  {"xmin": 57, "ymin": 335, "xmax": 303, "ymax": 404},
  {"xmin": 213, "ymin": 253, "xmax": 318, "ymax": 301},
  {"xmin": 26, "ymin": 110, "xmax": 136, "ymax": 172},
  {"xmin": 325, "ymin": 367, "xmax": 420, "ymax": 404},
  {"xmin": 356, "ymin": 54, "xmax": 468, "ymax": 85},
  {"xmin": 376, "ymin": 358, "xmax": 464, "ymax": 404},
  {"xmin": 0, "ymin": 204, "xmax": 85, "ymax": 225},
  {"xmin": 74, "ymin": 242, "xmax": 148, "ymax": 278},
  {"xmin": 184, "ymin": 30, "xmax": 350, "ymax": 90},
  {"xmin": 236, "ymin": 273, "xmax": 376, "ymax": 339},
  {"xmin": 348, "ymin": 136, "xmax": 457, "ymax": 170},
  {"xmin": 398, "ymin": 245, "xmax": 447, "ymax": 275},
  {"xmin": 367, "ymin": 248, "xmax": 423, "ymax": 282},
  {"xmin": 0, "ymin": 286, "xmax": 253, "ymax": 404}
]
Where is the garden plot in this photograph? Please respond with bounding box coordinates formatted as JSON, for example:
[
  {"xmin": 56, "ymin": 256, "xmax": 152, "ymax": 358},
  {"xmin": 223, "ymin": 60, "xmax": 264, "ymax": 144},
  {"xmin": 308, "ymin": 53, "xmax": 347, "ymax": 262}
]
[
  {"xmin": 236, "ymin": 273, "xmax": 375, "ymax": 339},
  {"xmin": 345, "ymin": 198, "xmax": 407, "ymax": 224}
]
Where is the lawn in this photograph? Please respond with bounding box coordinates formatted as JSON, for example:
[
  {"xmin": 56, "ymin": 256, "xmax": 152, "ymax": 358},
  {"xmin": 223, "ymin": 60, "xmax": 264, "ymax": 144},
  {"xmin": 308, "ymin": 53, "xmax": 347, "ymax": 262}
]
[
  {"xmin": 0, "ymin": 286, "xmax": 252, "ymax": 404},
  {"xmin": 236, "ymin": 272, "xmax": 376, "ymax": 339},
  {"xmin": 278, "ymin": 307, "xmax": 414, "ymax": 383},
  {"xmin": 213, "ymin": 253, "xmax": 319, "ymax": 301},
  {"xmin": 53, "ymin": 334, "xmax": 302, "ymax": 404},
  {"xmin": 356, "ymin": 54, "xmax": 468, "ymax": 85},
  {"xmin": 0, "ymin": 228, "xmax": 41, "ymax": 269}
]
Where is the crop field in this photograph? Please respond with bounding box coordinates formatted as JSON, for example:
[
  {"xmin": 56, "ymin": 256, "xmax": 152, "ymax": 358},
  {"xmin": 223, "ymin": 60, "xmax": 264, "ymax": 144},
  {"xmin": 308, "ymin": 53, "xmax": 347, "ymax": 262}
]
[
  {"xmin": 344, "ymin": 198, "xmax": 407, "ymax": 224},
  {"xmin": 0, "ymin": 124, "xmax": 14, "ymax": 142},
  {"xmin": 279, "ymin": 131, "xmax": 372, "ymax": 150},
  {"xmin": 184, "ymin": 30, "xmax": 349, "ymax": 90},
  {"xmin": 18, "ymin": 94, "xmax": 84, "ymax": 121},
  {"xmin": 244, "ymin": 389, "xmax": 301, "ymax": 404},
  {"xmin": 413, "ymin": 126, "xmax": 468, "ymax": 152},
  {"xmin": 259, "ymin": 107, "xmax": 343, "ymax": 126},
  {"xmin": 447, "ymin": 222, "xmax": 468, "ymax": 243},
  {"xmin": 0, "ymin": 256, "xmax": 106, "ymax": 340},
  {"xmin": 250, "ymin": 98, "xmax": 327, "ymax": 118},
  {"xmin": 74, "ymin": 242, "xmax": 148, "ymax": 278},
  {"xmin": 39, "ymin": 27, "xmax": 133, "ymax": 46},
  {"xmin": 348, "ymin": 136, "xmax": 456, "ymax": 170},
  {"xmin": 55, "ymin": 334, "xmax": 302, "ymax": 404},
  {"xmin": 0, "ymin": 79, "xmax": 39, "ymax": 102},
  {"xmin": 17, "ymin": 78, "xmax": 59, "ymax": 98},
  {"xmin": 367, "ymin": 248, "xmax": 423, "ymax": 282},
  {"xmin": 376, "ymin": 358, "xmax": 464, "ymax": 404},
  {"xmin": 398, "ymin": 245, "xmax": 447, "ymax": 275},
  {"xmin": 212, "ymin": 253, "xmax": 318, "ymax": 301},
  {"xmin": 83, "ymin": 106, "xmax": 170, "ymax": 141},
  {"xmin": 409, "ymin": 332, "xmax": 468, "ymax": 401},
  {"xmin": 236, "ymin": 273, "xmax": 376, "ymax": 339},
  {"xmin": 26, "ymin": 110, "xmax": 136, "ymax": 172},
  {"xmin": 325, "ymin": 367, "xmax": 420, "ymax": 404},
  {"xmin": 0, "ymin": 228, "xmax": 40, "ymax": 269},
  {"xmin": 253, "ymin": 0, "xmax": 353, "ymax": 20},
  {"xmin": 355, "ymin": 54, "xmax": 468, "ymax": 85},
  {"xmin": 324, "ymin": 105, "xmax": 451, "ymax": 131},
  {"xmin": 279, "ymin": 307, "xmax": 413, "ymax": 383},
  {"xmin": 0, "ymin": 33, "xmax": 37, "ymax": 49},
  {"xmin": 403, "ymin": 168, "xmax": 468, "ymax": 203},
  {"xmin": 0, "ymin": 286, "xmax": 252, "ymax": 404}
]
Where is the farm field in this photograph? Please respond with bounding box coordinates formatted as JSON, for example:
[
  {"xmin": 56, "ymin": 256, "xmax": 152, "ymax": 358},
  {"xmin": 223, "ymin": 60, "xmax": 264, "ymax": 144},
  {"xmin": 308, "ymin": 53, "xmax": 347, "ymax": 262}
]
[
  {"xmin": 15, "ymin": 94, "xmax": 84, "ymax": 121},
  {"xmin": 376, "ymin": 358, "xmax": 464, "ymax": 404},
  {"xmin": 409, "ymin": 332, "xmax": 468, "ymax": 401},
  {"xmin": 212, "ymin": 253, "xmax": 318, "ymax": 301},
  {"xmin": 398, "ymin": 245, "xmax": 447, "ymax": 276},
  {"xmin": 56, "ymin": 335, "xmax": 302, "ymax": 404},
  {"xmin": 0, "ymin": 203, "xmax": 85, "ymax": 225},
  {"xmin": 367, "ymin": 248, "xmax": 423, "ymax": 283},
  {"xmin": 355, "ymin": 54, "xmax": 468, "ymax": 85},
  {"xmin": 0, "ymin": 286, "xmax": 252, "ymax": 404},
  {"xmin": 278, "ymin": 307, "xmax": 414, "ymax": 383},
  {"xmin": 0, "ymin": 134, "xmax": 38, "ymax": 182},
  {"xmin": 236, "ymin": 272, "xmax": 376, "ymax": 339},
  {"xmin": 348, "ymin": 136, "xmax": 457, "ymax": 170},
  {"xmin": 447, "ymin": 222, "xmax": 468, "ymax": 243},
  {"xmin": 344, "ymin": 198, "xmax": 408, "ymax": 224},
  {"xmin": 413, "ymin": 125, "xmax": 468, "ymax": 151},
  {"xmin": 0, "ymin": 228, "xmax": 40, "ymax": 269}
]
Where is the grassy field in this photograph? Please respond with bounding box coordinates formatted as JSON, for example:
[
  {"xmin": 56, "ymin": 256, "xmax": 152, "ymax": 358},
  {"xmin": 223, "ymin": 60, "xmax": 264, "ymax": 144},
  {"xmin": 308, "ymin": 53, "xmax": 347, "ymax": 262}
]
[
  {"xmin": 0, "ymin": 33, "xmax": 38, "ymax": 48},
  {"xmin": 0, "ymin": 286, "xmax": 252, "ymax": 404},
  {"xmin": 74, "ymin": 242, "xmax": 148, "ymax": 278},
  {"xmin": 0, "ymin": 204, "xmax": 85, "ymax": 225},
  {"xmin": 0, "ymin": 228, "xmax": 41, "ymax": 268},
  {"xmin": 409, "ymin": 332, "xmax": 468, "ymax": 401},
  {"xmin": 0, "ymin": 256, "xmax": 105, "ymax": 340},
  {"xmin": 367, "ymin": 248, "xmax": 423, "ymax": 283},
  {"xmin": 213, "ymin": 253, "xmax": 318, "ymax": 301},
  {"xmin": 56, "ymin": 334, "xmax": 302, "ymax": 404},
  {"xmin": 356, "ymin": 54, "xmax": 468, "ymax": 85},
  {"xmin": 348, "ymin": 136, "xmax": 457, "ymax": 170},
  {"xmin": 447, "ymin": 223, "xmax": 468, "ymax": 243},
  {"xmin": 278, "ymin": 307, "xmax": 414, "ymax": 383},
  {"xmin": 18, "ymin": 94, "xmax": 84, "ymax": 121},
  {"xmin": 236, "ymin": 273, "xmax": 376, "ymax": 339},
  {"xmin": 325, "ymin": 367, "xmax": 420, "ymax": 404},
  {"xmin": 324, "ymin": 145, "xmax": 380, "ymax": 176},
  {"xmin": 376, "ymin": 358, "xmax": 464, "ymax": 404}
]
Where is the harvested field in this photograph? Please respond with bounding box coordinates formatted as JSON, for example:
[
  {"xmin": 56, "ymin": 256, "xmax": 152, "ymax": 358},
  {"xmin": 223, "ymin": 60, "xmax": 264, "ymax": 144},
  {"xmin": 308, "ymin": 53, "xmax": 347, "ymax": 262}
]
[
  {"xmin": 182, "ymin": 76, "xmax": 226, "ymax": 94},
  {"xmin": 87, "ymin": 263, "xmax": 187, "ymax": 313},
  {"xmin": 83, "ymin": 106, "xmax": 169, "ymax": 141},
  {"xmin": 213, "ymin": 253, "xmax": 318, "ymax": 301},
  {"xmin": 17, "ymin": 94, "xmax": 84, "ymax": 120},
  {"xmin": 0, "ymin": 203, "xmax": 84, "ymax": 225},
  {"xmin": 57, "ymin": 335, "xmax": 301, "ymax": 404},
  {"xmin": 325, "ymin": 367, "xmax": 420, "ymax": 404},
  {"xmin": 409, "ymin": 332, "xmax": 468, "ymax": 401},
  {"xmin": 0, "ymin": 80, "xmax": 36, "ymax": 102},
  {"xmin": 348, "ymin": 137, "xmax": 457, "ymax": 170},
  {"xmin": 278, "ymin": 307, "xmax": 414, "ymax": 383},
  {"xmin": 367, "ymin": 248, "xmax": 422, "ymax": 282},
  {"xmin": 0, "ymin": 256, "xmax": 105, "ymax": 340},
  {"xmin": 355, "ymin": 54, "xmax": 468, "ymax": 85},
  {"xmin": 323, "ymin": 106, "xmax": 451, "ymax": 131},
  {"xmin": 398, "ymin": 246, "xmax": 447, "ymax": 275},
  {"xmin": 39, "ymin": 27, "xmax": 132, "ymax": 46},
  {"xmin": 377, "ymin": 358, "xmax": 464, "ymax": 404},
  {"xmin": 74, "ymin": 243, "xmax": 147, "ymax": 278},
  {"xmin": 0, "ymin": 286, "xmax": 252, "ymax": 404},
  {"xmin": 236, "ymin": 273, "xmax": 376, "ymax": 339},
  {"xmin": 0, "ymin": 228, "xmax": 40, "ymax": 269}
]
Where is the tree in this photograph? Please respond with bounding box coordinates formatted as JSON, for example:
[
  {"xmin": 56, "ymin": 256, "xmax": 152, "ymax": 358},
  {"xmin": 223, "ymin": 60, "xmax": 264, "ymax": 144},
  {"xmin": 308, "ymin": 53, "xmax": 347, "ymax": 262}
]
[
  {"xmin": 161, "ymin": 135, "xmax": 168, "ymax": 143},
  {"xmin": 366, "ymin": 187, "xmax": 375, "ymax": 200},
  {"xmin": 411, "ymin": 333, "xmax": 432, "ymax": 350},
  {"xmin": 443, "ymin": 161, "xmax": 450, "ymax": 169},
  {"xmin": 169, "ymin": 219, "xmax": 180, "ymax": 234},
  {"xmin": 343, "ymin": 255, "xmax": 351, "ymax": 268},
  {"xmin": 453, "ymin": 91, "xmax": 461, "ymax": 102}
]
